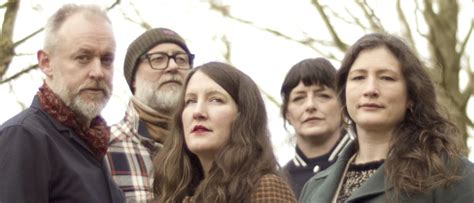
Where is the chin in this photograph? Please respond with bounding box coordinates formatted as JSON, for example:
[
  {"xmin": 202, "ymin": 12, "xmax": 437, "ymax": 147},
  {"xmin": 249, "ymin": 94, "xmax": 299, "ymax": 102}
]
[{"xmin": 300, "ymin": 127, "xmax": 327, "ymax": 135}]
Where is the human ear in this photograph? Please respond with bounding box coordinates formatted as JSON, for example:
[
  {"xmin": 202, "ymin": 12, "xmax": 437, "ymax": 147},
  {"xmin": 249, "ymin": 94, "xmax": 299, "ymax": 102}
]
[
  {"xmin": 285, "ymin": 111, "xmax": 294, "ymax": 126},
  {"xmin": 37, "ymin": 50, "xmax": 53, "ymax": 76}
]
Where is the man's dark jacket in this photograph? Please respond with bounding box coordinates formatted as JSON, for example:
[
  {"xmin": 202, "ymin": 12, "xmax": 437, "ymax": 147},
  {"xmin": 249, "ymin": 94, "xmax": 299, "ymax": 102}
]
[{"xmin": 0, "ymin": 96, "xmax": 124, "ymax": 202}]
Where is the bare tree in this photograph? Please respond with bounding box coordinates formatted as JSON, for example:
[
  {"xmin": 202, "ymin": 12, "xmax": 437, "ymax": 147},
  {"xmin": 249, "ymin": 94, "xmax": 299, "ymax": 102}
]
[
  {"xmin": 0, "ymin": 0, "xmax": 121, "ymax": 82},
  {"xmin": 207, "ymin": 0, "xmax": 473, "ymax": 151}
]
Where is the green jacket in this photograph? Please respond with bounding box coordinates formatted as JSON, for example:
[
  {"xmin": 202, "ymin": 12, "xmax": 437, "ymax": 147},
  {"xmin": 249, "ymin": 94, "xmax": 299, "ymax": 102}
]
[{"xmin": 299, "ymin": 142, "xmax": 474, "ymax": 203}]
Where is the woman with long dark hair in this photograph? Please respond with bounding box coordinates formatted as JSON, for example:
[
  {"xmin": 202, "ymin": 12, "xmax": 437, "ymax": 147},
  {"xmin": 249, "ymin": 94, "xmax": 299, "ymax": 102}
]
[
  {"xmin": 300, "ymin": 33, "xmax": 474, "ymax": 202},
  {"xmin": 153, "ymin": 62, "xmax": 296, "ymax": 202}
]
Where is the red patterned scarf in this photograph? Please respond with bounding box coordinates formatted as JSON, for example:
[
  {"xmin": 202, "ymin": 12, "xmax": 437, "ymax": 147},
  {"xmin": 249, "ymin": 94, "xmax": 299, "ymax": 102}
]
[{"xmin": 37, "ymin": 82, "xmax": 110, "ymax": 160}]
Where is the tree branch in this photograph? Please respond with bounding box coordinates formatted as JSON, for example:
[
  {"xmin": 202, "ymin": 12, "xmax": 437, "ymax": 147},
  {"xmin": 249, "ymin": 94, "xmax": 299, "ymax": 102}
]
[
  {"xmin": 14, "ymin": 27, "xmax": 43, "ymax": 47},
  {"xmin": 343, "ymin": 6, "xmax": 369, "ymax": 30},
  {"xmin": 310, "ymin": 0, "xmax": 348, "ymax": 51},
  {"xmin": 458, "ymin": 19, "xmax": 473, "ymax": 60},
  {"xmin": 106, "ymin": 0, "xmax": 121, "ymax": 11},
  {"xmin": 396, "ymin": 0, "xmax": 417, "ymax": 51},
  {"xmin": 8, "ymin": 82, "xmax": 27, "ymax": 110},
  {"xmin": 208, "ymin": 1, "xmax": 339, "ymax": 60},
  {"xmin": 323, "ymin": 5, "xmax": 356, "ymax": 26},
  {"xmin": 414, "ymin": 1, "xmax": 429, "ymax": 39},
  {"xmin": 356, "ymin": 0, "xmax": 383, "ymax": 32},
  {"xmin": 0, "ymin": 0, "xmax": 20, "ymax": 79},
  {"xmin": 259, "ymin": 87, "xmax": 281, "ymax": 108},
  {"xmin": 0, "ymin": 64, "xmax": 39, "ymax": 85},
  {"xmin": 220, "ymin": 35, "xmax": 232, "ymax": 63},
  {"xmin": 120, "ymin": 1, "xmax": 151, "ymax": 30}
]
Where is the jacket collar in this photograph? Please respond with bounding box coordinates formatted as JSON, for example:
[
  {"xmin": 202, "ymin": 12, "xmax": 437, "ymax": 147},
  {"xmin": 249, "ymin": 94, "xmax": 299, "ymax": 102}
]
[
  {"xmin": 307, "ymin": 141, "xmax": 393, "ymax": 202},
  {"xmin": 346, "ymin": 164, "xmax": 392, "ymax": 202},
  {"xmin": 31, "ymin": 95, "xmax": 102, "ymax": 164},
  {"xmin": 306, "ymin": 141, "xmax": 356, "ymax": 202},
  {"xmin": 31, "ymin": 95, "xmax": 71, "ymax": 132}
]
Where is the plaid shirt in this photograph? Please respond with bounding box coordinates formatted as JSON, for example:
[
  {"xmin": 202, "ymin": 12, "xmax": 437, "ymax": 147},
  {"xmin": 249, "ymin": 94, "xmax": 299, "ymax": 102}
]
[
  {"xmin": 105, "ymin": 101, "xmax": 162, "ymax": 202},
  {"xmin": 183, "ymin": 174, "xmax": 296, "ymax": 202}
]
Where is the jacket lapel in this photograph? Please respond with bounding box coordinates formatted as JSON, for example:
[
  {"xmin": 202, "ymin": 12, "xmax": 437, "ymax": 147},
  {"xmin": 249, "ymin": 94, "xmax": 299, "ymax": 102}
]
[
  {"xmin": 306, "ymin": 142, "xmax": 356, "ymax": 202},
  {"xmin": 347, "ymin": 164, "xmax": 393, "ymax": 202},
  {"xmin": 32, "ymin": 96, "xmax": 101, "ymax": 165}
]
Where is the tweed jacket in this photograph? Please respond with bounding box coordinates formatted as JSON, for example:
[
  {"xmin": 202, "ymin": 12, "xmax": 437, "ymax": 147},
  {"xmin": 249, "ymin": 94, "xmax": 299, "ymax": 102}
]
[
  {"xmin": 299, "ymin": 142, "xmax": 474, "ymax": 203},
  {"xmin": 183, "ymin": 174, "xmax": 297, "ymax": 203}
]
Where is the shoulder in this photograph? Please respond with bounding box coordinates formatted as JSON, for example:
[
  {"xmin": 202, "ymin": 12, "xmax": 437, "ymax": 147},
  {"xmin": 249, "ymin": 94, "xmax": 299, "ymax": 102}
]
[
  {"xmin": 108, "ymin": 115, "xmax": 139, "ymax": 144},
  {"xmin": 0, "ymin": 109, "xmax": 53, "ymax": 169},
  {"xmin": 300, "ymin": 163, "xmax": 334, "ymax": 192},
  {"xmin": 2, "ymin": 107, "xmax": 42, "ymax": 128},
  {"xmin": 427, "ymin": 158, "xmax": 474, "ymax": 202},
  {"xmin": 1, "ymin": 107, "xmax": 53, "ymax": 139},
  {"xmin": 251, "ymin": 174, "xmax": 296, "ymax": 202},
  {"xmin": 299, "ymin": 155, "xmax": 347, "ymax": 203}
]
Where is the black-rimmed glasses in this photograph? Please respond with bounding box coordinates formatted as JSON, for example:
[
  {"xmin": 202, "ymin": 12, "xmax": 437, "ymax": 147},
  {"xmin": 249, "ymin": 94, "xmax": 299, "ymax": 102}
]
[{"xmin": 141, "ymin": 52, "xmax": 194, "ymax": 70}]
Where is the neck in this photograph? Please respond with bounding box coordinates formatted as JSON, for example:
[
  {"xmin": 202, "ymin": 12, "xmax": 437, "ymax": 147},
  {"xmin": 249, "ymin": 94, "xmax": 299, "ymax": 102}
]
[
  {"xmin": 199, "ymin": 156, "xmax": 213, "ymax": 177},
  {"xmin": 355, "ymin": 127, "xmax": 392, "ymax": 164},
  {"xmin": 297, "ymin": 129, "xmax": 341, "ymax": 158}
]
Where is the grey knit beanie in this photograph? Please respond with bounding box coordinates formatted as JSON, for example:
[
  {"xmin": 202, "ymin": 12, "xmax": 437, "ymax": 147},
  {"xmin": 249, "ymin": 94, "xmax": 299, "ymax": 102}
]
[{"xmin": 123, "ymin": 27, "xmax": 192, "ymax": 93}]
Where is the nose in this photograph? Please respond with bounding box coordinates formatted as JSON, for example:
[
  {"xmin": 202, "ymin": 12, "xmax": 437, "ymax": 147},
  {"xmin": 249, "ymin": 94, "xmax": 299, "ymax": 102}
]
[
  {"xmin": 164, "ymin": 58, "xmax": 179, "ymax": 73},
  {"xmin": 305, "ymin": 96, "xmax": 317, "ymax": 113},
  {"xmin": 89, "ymin": 58, "xmax": 105, "ymax": 79},
  {"xmin": 192, "ymin": 101, "xmax": 208, "ymax": 121},
  {"xmin": 363, "ymin": 77, "xmax": 379, "ymax": 98}
]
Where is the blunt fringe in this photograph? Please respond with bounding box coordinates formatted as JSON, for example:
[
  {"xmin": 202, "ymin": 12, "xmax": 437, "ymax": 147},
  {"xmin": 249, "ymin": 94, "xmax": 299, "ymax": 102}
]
[{"xmin": 280, "ymin": 57, "xmax": 337, "ymax": 130}]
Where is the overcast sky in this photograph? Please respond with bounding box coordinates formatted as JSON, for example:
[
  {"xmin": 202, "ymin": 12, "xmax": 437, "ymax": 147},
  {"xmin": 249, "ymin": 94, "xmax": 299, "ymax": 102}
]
[{"xmin": 1, "ymin": 0, "xmax": 473, "ymax": 163}]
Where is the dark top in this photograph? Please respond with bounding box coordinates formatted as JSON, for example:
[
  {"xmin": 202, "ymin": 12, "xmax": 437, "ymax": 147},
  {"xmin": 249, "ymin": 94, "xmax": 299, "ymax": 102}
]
[
  {"xmin": 283, "ymin": 146, "xmax": 335, "ymax": 198},
  {"xmin": 0, "ymin": 96, "xmax": 124, "ymax": 203}
]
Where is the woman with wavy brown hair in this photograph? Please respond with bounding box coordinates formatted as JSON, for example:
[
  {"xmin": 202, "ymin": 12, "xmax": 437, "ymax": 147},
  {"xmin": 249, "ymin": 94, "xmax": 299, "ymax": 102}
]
[
  {"xmin": 300, "ymin": 33, "xmax": 474, "ymax": 202},
  {"xmin": 153, "ymin": 62, "xmax": 296, "ymax": 203}
]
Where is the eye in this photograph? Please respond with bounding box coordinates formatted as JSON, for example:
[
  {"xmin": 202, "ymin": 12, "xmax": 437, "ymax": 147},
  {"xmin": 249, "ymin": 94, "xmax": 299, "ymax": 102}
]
[
  {"xmin": 150, "ymin": 54, "xmax": 167, "ymax": 63},
  {"xmin": 291, "ymin": 96, "xmax": 304, "ymax": 102},
  {"xmin": 317, "ymin": 93, "xmax": 331, "ymax": 99},
  {"xmin": 210, "ymin": 97, "xmax": 224, "ymax": 103},
  {"xmin": 101, "ymin": 55, "xmax": 114, "ymax": 67},
  {"xmin": 380, "ymin": 75, "xmax": 395, "ymax": 81},
  {"xmin": 350, "ymin": 75, "xmax": 365, "ymax": 80},
  {"xmin": 184, "ymin": 98, "xmax": 196, "ymax": 106},
  {"xmin": 175, "ymin": 54, "xmax": 189, "ymax": 64},
  {"xmin": 76, "ymin": 55, "xmax": 92, "ymax": 64}
]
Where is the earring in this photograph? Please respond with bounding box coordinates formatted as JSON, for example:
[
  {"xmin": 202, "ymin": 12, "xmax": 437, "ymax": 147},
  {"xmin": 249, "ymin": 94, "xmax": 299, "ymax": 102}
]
[{"xmin": 407, "ymin": 104, "xmax": 414, "ymax": 114}]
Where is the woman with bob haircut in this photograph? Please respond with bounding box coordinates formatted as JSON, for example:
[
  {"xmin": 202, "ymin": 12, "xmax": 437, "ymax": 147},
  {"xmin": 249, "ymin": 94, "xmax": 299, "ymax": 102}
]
[
  {"xmin": 153, "ymin": 61, "xmax": 296, "ymax": 202},
  {"xmin": 280, "ymin": 58, "xmax": 350, "ymax": 199},
  {"xmin": 300, "ymin": 33, "xmax": 474, "ymax": 202}
]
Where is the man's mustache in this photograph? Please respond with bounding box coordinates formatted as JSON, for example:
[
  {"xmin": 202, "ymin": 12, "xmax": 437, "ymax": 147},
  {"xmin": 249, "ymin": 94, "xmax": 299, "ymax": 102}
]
[{"xmin": 77, "ymin": 80, "xmax": 111, "ymax": 97}]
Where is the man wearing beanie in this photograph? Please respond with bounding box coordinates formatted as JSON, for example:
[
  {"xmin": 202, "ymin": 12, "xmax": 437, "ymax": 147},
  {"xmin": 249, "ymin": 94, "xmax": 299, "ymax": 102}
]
[{"xmin": 105, "ymin": 27, "xmax": 194, "ymax": 202}]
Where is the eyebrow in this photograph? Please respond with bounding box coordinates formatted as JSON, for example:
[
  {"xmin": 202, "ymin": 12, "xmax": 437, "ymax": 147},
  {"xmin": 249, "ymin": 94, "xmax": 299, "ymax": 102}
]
[
  {"xmin": 75, "ymin": 48, "xmax": 95, "ymax": 55},
  {"xmin": 185, "ymin": 89, "xmax": 226, "ymax": 98},
  {"xmin": 349, "ymin": 68, "xmax": 399, "ymax": 75},
  {"xmin": 147, "ymin": 51, "xmax": 186, "ymax": 55},
  {"xmin": 292, "ymin": 86, "xmax": 326, "ymax": 94}
]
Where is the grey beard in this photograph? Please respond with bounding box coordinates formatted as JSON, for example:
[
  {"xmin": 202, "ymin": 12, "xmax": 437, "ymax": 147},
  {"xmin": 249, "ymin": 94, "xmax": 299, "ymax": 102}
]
[
  {"xmin": 134, "ymin": 79, "xmax": 181, "ymax": 112},
  {"xmin": 49, "ymin": 77, "xmax": 110, "ymax": 121},
  {"xmin": 70, "ymin": 95, "xmax": 108, "ymax": 120}
]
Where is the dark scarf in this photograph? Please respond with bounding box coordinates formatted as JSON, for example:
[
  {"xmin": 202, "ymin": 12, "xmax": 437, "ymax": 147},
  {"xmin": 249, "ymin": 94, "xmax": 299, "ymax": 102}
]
[
  {"xmin": 132, "ymin": 97, "xmax": 170, "ymax": 144},
  {"xmin": 37, "ymin": 82, "xmax": 110, "ymax": 160}
]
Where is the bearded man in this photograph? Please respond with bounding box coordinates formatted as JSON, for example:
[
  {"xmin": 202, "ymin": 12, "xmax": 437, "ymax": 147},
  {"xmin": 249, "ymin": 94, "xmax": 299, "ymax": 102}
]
[
  {"xmin": 105, "ymin": 28, "xmax": 194, "ymax": 202},
  {"xmin": 0, "ymin": 4, "xmax": 124, "ymax": 202}
]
